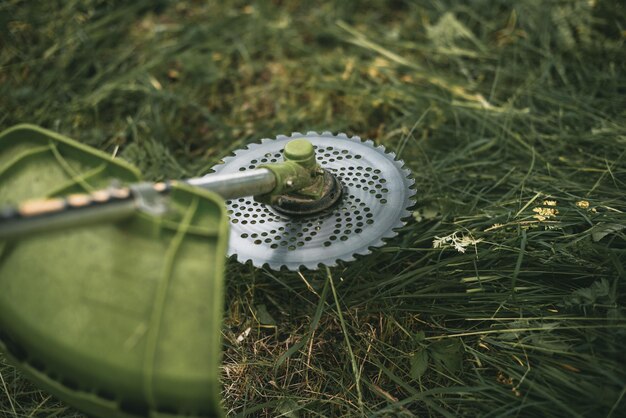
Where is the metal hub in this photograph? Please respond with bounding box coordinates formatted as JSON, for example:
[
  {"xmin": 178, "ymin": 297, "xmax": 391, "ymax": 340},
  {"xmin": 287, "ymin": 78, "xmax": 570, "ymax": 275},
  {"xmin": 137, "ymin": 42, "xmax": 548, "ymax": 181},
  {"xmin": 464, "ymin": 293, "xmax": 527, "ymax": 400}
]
[
  {"xmin": 271, "ymin": 169, "xmax": 343, "ymax": 216},
  {"xmin": 210, "ymin": 132, "xmax": 416, "ymax": 270}
]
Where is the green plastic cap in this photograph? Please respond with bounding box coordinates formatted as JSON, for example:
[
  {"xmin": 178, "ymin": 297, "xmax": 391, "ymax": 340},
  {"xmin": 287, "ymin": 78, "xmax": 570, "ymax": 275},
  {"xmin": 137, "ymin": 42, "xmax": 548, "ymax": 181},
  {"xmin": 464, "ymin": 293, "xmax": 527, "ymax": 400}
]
[{"xmin": 283, "ymin": 139, "xmax": 316, "ymax": 168}]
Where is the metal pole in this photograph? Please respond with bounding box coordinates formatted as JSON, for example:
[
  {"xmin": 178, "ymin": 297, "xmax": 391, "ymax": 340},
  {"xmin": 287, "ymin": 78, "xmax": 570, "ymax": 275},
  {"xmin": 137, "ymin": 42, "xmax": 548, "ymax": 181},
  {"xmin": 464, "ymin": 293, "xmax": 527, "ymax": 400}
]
[
  {"xmin": 0, "ymin": 169, "xmax": 276, "ymax": 240},
  {"xmin": 185, "ymin": 168, "xmax": 275, "ymax": 199}
]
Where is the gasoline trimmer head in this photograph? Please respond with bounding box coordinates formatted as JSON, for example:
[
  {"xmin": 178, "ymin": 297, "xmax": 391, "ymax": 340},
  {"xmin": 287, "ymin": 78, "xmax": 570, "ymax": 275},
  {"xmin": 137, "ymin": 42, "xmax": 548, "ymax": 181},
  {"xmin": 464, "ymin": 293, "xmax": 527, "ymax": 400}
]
[{"xmin": 211, "ymin": 132, "xmax": 416, "ymax": 271}]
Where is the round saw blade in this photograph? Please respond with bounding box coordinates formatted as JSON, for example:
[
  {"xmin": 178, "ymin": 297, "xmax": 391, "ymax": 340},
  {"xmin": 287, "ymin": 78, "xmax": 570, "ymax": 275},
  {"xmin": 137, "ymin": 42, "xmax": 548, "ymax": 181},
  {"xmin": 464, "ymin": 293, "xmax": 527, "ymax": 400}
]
[{"xmin": 210, "ymin": 131, "xmax": 416, "ymax": 270}]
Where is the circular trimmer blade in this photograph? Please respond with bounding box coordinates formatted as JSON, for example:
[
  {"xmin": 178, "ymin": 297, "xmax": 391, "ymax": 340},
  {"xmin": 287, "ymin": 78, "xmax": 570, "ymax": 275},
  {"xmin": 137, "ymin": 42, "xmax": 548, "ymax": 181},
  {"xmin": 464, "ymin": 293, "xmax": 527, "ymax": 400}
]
[{"xmin": 210, "ymin": 132, "xmax": 416, "ymax": 270}]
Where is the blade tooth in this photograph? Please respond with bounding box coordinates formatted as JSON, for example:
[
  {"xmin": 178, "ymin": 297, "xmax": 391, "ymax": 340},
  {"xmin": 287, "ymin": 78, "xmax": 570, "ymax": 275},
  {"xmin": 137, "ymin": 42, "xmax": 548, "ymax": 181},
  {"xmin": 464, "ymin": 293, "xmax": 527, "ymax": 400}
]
[
  {"xmin": 300, "ymin": 262, "xmax": 313, "ymax": 270},
  {"xmin": 302, "ymin": 261, "xmax": 321, "ymax": 271},
  {"xmin": 364, "ymin": 139, "xmax": 375, "ymax": 147},
  {"xmin": 366, "ymin": 239, "xmax": 386, "ymax": 250},
  {"xmin": 230, "ymin": 253, "xmax": 248, "ymax": 267},
  {"xmin": 337, "ymin": 132, "xmax": 349, "ymax": 139},
  {"xmin": 209, "ymin": 158, "xmax": 229, "ymax": 173},
  {"xmin": 268, "ymin": 260, "xmax": 286, "ymax": 271},
  {"xmin": 251, "ymin": 259, "xmax": 266, "ymax": 269},
  {"xmin": 323, "ymin": 259, "xmax": 338, "ymax": 269},
  {"xmin": 291, "ymin": 132, "xmax": 304, "ymax": 138},
  {"xmin": 218, "ymin": 153, "xmax": 233, "ymax": 160},
  {"xmin": 397, "ymin": 224, "xmax": 409, "ymax": 234},
  {"xmin": 352, "ymin": 246, "xmax": 373, "ymax": 256},
  {"xmin": 397, "ymin": 215, "xmax": 411, "ymax": 227},
  {"xmin": 306, "ymin": 131, "xmax": 319, "ymax": 136},
  {"xmin": 276, "ymin": 134, "xmax": 289, "ymax": 140},
  {"xmin": 289, "ymin": 263, "xmax": 304, "ymax": 271},
  {"xmin": 381, "ymin": 228, "xmax": 400, "ymax": 240},
  {"xmin": 244, "ymin": 258, "xmax": 261, "ymax": 269},
  {"xmin": 387, "ymin": 151, "xmax": 397, "ymax": 160},
  {"xmin": 399, "ymin": 210, "xmax": 413, "ymax": 220},
  {"xmin": 340, "ymin": 254, "xmax": 356, "ymax": 263},
  {"xmin": 393, "ymin": 217, "xmax": 408, "ymax": 228},
  {"xmin": 376, "ymin": 237, "xmax": 390, "ymax": 246},
  {"xmin": 396, "ymin": 218, "xmax": 410, "ymax": 229},
  {"xmin": 321, "ymin": 131, "xmax": 333, "ymax": 136},
  {"xmin": 232, "ymin": 146, "xmax": 249, "ymax": 155}
]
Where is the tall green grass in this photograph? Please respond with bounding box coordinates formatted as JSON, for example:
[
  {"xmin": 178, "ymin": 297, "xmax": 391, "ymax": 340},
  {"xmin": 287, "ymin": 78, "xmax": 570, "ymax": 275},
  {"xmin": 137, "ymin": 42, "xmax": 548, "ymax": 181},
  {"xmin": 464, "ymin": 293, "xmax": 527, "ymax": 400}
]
[{"xmin": 1, "ymin": 0, "xmax": 625, "ymax": 416}]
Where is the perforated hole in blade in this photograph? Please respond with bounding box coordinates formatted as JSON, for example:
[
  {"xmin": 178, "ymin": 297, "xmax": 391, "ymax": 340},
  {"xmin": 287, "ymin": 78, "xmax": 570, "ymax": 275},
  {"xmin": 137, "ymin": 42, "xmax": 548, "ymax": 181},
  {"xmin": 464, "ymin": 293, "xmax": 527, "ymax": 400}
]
[{"xmin": 229, "ymin": 193, "xmax": 374, "ymax": 249}]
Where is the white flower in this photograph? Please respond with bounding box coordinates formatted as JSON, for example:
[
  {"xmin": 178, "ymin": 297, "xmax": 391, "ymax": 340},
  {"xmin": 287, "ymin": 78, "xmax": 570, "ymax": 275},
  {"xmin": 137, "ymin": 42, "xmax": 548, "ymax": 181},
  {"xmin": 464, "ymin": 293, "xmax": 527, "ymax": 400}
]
[{"xmin": 433, "ymin": 231, "xmax": 483, "ymax": 254}]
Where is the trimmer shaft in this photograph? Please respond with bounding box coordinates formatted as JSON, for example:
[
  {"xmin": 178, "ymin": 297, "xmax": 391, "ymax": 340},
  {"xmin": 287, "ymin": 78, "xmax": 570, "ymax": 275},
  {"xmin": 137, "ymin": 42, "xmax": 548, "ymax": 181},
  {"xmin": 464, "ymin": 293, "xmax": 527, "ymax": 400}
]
[{"xmin": 210, "ymin": 131, "xmax": 416, "ymax": 270}]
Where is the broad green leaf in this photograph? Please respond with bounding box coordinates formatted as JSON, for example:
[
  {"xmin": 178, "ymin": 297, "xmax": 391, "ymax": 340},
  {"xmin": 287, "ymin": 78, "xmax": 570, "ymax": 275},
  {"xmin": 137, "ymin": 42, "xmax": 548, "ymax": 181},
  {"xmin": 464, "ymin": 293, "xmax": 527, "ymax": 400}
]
[
  {"xmin": 410, "ymin": 348, "xmax": 429, "ymax": 380},
  {"xmin": 591, "ymin": 223, "xmax": 626, "ymax": 242},
  {"xmin": 276, "ymin": 399, "xmax": 301, "ymax": 418},
  {"xmin": 255, "ymin": 303, "xmax": 277, "ymax": 326},
  {"xmin": 414, "ymin": 330, "xmax": 426, "ymax": 343},
  {"xmin": 430, "ymin": 339, "xmax": 463, "ymax": 374}
]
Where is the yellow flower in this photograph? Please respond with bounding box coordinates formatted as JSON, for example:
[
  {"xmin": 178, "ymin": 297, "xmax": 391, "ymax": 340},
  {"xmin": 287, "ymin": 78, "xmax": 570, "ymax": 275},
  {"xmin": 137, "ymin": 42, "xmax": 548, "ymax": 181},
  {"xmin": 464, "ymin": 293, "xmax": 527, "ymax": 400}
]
[{"xmin": 532, "ymin": 207, "xmax": 558, "ymax": 220}]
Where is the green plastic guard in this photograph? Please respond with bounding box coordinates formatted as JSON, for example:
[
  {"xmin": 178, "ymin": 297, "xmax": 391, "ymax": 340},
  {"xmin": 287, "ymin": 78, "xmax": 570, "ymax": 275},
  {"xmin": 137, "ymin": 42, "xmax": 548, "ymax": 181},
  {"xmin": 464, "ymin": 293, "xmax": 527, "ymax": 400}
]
[{"xmin": 0, "ymin": 125, "xmax": 227, "ymax": 417}]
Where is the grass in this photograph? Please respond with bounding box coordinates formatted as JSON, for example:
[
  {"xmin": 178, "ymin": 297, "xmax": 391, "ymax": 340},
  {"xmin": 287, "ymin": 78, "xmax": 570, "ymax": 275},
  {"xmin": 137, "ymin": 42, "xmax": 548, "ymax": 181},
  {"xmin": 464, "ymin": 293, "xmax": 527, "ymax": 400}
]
[{"xmin": 1, "ymin": 0, "xmax": 625, "ymax": 416}]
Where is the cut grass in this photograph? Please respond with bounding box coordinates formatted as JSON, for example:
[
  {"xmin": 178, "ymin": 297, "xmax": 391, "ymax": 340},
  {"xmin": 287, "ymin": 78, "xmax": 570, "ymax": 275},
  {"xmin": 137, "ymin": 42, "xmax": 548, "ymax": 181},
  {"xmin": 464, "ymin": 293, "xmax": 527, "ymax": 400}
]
[{"xmin": 1, "ymin": 0, "xmax": 625, "ymax": 416}]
